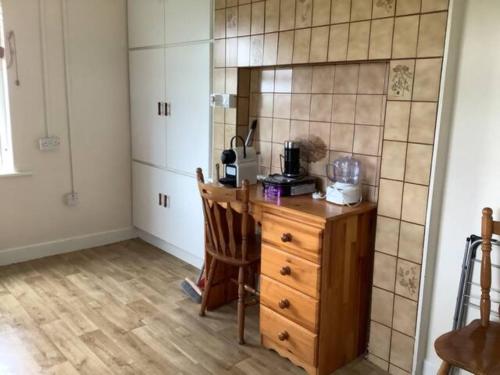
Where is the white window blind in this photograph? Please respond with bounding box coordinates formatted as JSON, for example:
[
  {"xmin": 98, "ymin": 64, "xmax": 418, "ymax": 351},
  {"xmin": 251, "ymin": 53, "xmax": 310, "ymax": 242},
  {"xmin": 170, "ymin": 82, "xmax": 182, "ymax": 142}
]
[{"xmin": 0, "ymin": 3, "xmax": 13, "ymax": 172}]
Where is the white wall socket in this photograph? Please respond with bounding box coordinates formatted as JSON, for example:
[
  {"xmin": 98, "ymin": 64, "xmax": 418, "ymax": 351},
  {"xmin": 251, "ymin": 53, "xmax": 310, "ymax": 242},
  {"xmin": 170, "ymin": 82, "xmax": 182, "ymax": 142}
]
[
  {"xmin": 39, "ymin": 136, "xmax": 61, "ymax": 151},
  {"xmin": 64, "ymin": 192, "xmax": 79, "ymax": 207}
]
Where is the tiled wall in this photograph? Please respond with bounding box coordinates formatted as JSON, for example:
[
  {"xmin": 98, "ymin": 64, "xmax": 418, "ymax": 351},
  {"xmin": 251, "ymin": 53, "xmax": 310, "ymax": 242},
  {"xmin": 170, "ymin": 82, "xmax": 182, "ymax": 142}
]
[{"xmin": 213, "ymin": 0, "xmax": 449, "ymax": 373}]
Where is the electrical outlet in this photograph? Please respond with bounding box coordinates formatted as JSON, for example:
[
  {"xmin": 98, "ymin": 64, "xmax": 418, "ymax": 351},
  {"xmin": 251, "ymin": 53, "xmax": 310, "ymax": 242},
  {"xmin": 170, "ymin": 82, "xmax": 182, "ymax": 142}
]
[
  {"xmin": 39, "ymin": 136, "xmax": 61, "ymax": 151},
  {"xmin": 64, "ymin": 192, "xmax": 79, "ymax": 207}
]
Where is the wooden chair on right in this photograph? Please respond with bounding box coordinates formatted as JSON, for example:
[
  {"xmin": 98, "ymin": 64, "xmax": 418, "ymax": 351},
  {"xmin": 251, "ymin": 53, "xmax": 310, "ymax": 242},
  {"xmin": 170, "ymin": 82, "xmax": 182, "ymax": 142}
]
[{"xmin": 435, "ymin": 208, "xmax": 500, "ymax": 375}]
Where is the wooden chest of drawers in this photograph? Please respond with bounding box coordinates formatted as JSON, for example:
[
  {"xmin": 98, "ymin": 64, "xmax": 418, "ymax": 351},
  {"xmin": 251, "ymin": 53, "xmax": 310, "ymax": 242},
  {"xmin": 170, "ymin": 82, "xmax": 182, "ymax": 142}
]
[{"xmin": 259, "ymin": 204, "xmax": 376, "ymax": 375}]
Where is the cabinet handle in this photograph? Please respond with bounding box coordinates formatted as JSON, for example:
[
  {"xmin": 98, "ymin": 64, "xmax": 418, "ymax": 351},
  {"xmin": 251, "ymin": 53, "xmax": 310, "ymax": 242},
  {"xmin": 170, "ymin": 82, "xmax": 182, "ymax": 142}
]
[
  {"xmin": 278, "ymin": 299, "xmax": 290, "ymax": 309},
  {"xmin": 280, "ymin": 266, "xmax": 291, "ymax": 276},
  {"xmin": 158, "ymin": 193, "xmax": 162, "ymax": 206},
  {"xmin": 278, "ymin": 331, "xmax": 289, "ymax": 341},
  {"xmin": 158, "ymin": 102, "xmax": 162, "ymax": 116},
  {"xmin": 164, "ymin": 102, "xmax": 171, "ymax": 117},
  {"xmin": 281, "ymin": 233, "xmax": 292, "ymax": 242}
]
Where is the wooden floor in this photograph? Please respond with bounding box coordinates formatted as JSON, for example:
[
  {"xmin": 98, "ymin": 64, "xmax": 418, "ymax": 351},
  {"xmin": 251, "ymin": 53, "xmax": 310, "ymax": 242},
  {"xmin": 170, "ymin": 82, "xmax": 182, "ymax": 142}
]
[{"xmin": 0, "ymin": 239, "xmax": 387, "ymax": 375}]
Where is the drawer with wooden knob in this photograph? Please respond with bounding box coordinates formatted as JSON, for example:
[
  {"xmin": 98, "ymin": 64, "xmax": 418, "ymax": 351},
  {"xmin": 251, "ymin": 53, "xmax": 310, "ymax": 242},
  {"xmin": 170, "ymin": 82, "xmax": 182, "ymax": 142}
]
[
  {"xmin": 262, "ymin": 213, "xmax": 323, "ymax": 263},
  {"xmin": 261, "ymin": 244, "xmax": 320, "ymax": 298},
  {"xmin": 260, "ymin": 305, "xmax": 318, "ymax": 366},
  {"xmin": 260, "ymin": 275, "xmax": 319, "ymax": 332}
]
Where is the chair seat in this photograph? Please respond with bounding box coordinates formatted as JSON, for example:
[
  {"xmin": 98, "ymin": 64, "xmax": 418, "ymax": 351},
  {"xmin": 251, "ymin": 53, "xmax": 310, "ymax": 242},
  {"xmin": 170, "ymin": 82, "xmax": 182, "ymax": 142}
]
[{"xmin": 435, "ymin": 319, "xmax": 500, "ymax": 374}]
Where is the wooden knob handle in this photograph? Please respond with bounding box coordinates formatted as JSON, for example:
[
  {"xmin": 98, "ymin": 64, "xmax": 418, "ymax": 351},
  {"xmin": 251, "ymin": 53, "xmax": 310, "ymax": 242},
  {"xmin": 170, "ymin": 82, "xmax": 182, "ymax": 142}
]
[
  {"xmin": 278, "ymin": 299, "xmax": 290, "ymax": 309},
  {"xmin": 280, "ymin": 266, "xmax": 291, "ymax": 276},
  {"xmin": 278, "ymin": 331, "xmax": 289, "ymax": 341},
  {"xmin": 281, "ymin": 233, "xmax": 292, "ymax": 242}
]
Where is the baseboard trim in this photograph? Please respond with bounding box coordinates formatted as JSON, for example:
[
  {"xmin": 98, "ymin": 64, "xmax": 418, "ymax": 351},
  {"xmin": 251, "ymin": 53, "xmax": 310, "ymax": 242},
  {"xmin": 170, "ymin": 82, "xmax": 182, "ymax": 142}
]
[
  {"xmin": 0, "ymin": 227, "xmax": 137, "ymax": 266},
  {"xmin": 137, "ymin": 229, "xmax": 203, "ymax": 269}
]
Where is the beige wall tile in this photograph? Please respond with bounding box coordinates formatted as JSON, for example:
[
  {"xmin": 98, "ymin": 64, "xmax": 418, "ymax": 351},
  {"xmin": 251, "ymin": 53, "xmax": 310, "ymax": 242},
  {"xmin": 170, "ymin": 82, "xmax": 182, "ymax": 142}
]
[
  {"xmin": 328, "ymin": 24, "xmax": 349, "ymax": 61},
  {"xmin": 384, "ymin": 101, "xmax": 410, "ymax": 141},
  {"xmin": 291, "ymin": 94, "xmax": 312, "ymax": 120},
  {"xmin": 226, "ymin": 68, "xmax": 238, "ymax": 94},
  {"xmin": 293, "ymin": 28, "xmax": 312, "ymax": 64},
  {"xmin": 275, "ymin": 68, "xmax": 293, "ymax": 93},
  {"xmin": 401, "ymin": 183, "xmax": 428, "ymax": 224},
  {"xmin": 309, "ymin": 26, "xmax": 330, "ymax": 62},
  {"xmin": 417, "ymin": 12, "xmax": 448, "ymax": 57},
  {"xmin": 389, "ymin": 365, "xmax": 411, "ymax": 375},
  {"xmin": 421, "ymin": 0, "xmax": 448, "ymax": 12},
  {"xmin": 238, "ymin": 4, "xmax": 251, "ymax": 36},
  {"xmin": 280, "ymin": 0, "xmax": 296, "ymax": 30},
  {"xmin": 271, "ymin": 143, "xmax": 283, "ymax": 167},
  {"xmin": 309, "ymin": 121, "xmax": 331, "ymax": 145},
  {"xmin": 260, "ymin": 69, "xmax": 276, "ymax": 92},
  {"xmin": 388, "ymin": 59, "xmax": 415, "ymax": 101},
  {"xmin": 392, "ymin": 15, "xmax": 419, "ymax": 59},
  {"xmin": 330, "ymin": 123, "xmax": 354, "ymax": 152},
  {"xmin": 353, "ymin": 125, "xmax": 381, "ymax": 155},
  {"xmin": 395, "ymin": 259, "xmax": 421, "ymax": 301},
  {"xmin": 227, "ymin": 106, "xmax": 237, "ymax": 124},
  {"xmin": 226, "ymin": 0, "xmax": 237, "ymax": 6},
  {"xmin": 369, "ymin": 321, "xmax": 392, "ymax": 360},
  {"xmin": 251, "ymin": 2, "xmax": 265, "ymax": 34},
  {"xmin": 409, "ymin": 102, "xmax": 437, "ymax": 144},
  {"xmin": 390, "ymin": 331, "xmax": 415, "ymax": 371},
  {"xmin": 226, "ymin": 37, "xmax": 238, "ymax": 66},
  {"xmin": 312, "ymin": 65, "xmax": 335, "ymax": 93},
  {"xmin": 310, "ymin": 94, "xmax": 333, "ymax": 122},
  {"xmin": 331, "ymin": 0, "xmax": 351, "ymax": 23},
  {"xmin": 277, "ymin": 31, "xmax": 294, "ymax": 64},
  {"xmin": 373, "ymin": 252, "xmax": 397, "ymax": 292},
  {"xmin": 213, "ymin": 68, "xmax": 226, "ymax": 93},
  {"xmin": 263, "ymin": 33, "xmax": 279, "ymax": 65},
  {"xmin": 359, "ymin": 63, "xmax": 388, "ymax": 94},
  {"xmin": 296, "ymin": 0, "xmax": 313, "ymax": 28},
  {"xmin": 351, "ymin": 0, "xmax": 373, "ymax": 21},
  {"xmin": 273, "ymin": 93, "xmax": 292, "ymax": 118},
  {"xmin": 393, "ymin": 295, "xmax": 417, "ymax": 337},
  {"xmin": 250, "ymin": 35, "xmax": 264, "ymax": 66},
  {"xmin": 313, "ymin": 0, "xmax": 332, "ymax": 26},
  {"xmin": 258, "ymin": 141, "xmax": 272, "ymax": 168},
  {"xmin": 265, "ymin": 0, "xmax": 280, "ymax": 32},
  {"xmin": 251, "ymin": 93, "xmax": 274, "ymax": 117},
  {"xmin": 372, "ymin": 0, "xmax": 396, "ymax": 18},
  {"xmin": 214, "ymin": 39, "xmax": 226, "ymax": 68},
  {"xmin": 215, "ymin": 0, "xmax": 226, "ymax": 10},
  {"xmin": 375, "ymin": 216, "xmax": 400, "ymax": 256},
  {"xmin": 237, "ymin": 36, "xmax": 251, "ymax": 66},
  {"xmin": 226, "ymin": 7, "xmax": 238, "ymax": 38},
  {"xmin": 369, "ymin": 18, "xmax": 394, "ymax": 60},
  {"xmin": 291, "ymin": 120, "xmax": 310, "ymax": 140},
  {"xmin": 355, "ymin": 95, "xmax": 385, "ymax": 125},
  {"xmin": 405, "ymin": 143, "xmax": 433, "ymax": 185},
  {"xmin": 214, "ymin": 107, "xmax": 225, "ymax": 123},
  {"xmin": 367, "ymin": 353, "xmax": 389, "ymax": 371},
  {"xmin": 381, "ymin": 141, "xmax": 407, "ymax": 181},
  {"xmin": 371, "ymin": 287, "xmax": 395, "ymax": 326},
  {"xmin": 355, "ymin": 154, "xmax": 379, "ymax": 185},
  {"xmin": 214, "ymin": 123, "xmax": 225, "ymax": 149},
  {"xmin": 225, "ymin": 124, "xmax": 236, "ymax": 145},
  {"xmin": 272, "ymin": 118, "xmax": 291, "ymax": 143},
  {"xmin": 396, "ymin": 0, "xmax": 421, "ymax": 15},
  {"xmin": 347, "ymin": 21, "xmax": 370, "ymax": 60},
  {"xmin": 332, "ymin": 95, "xmax": 356, "ymax": 123},
  {"xmin": 378, "ymin": 179, "xmax": 403, "ymax": 219},
  {"xmin": 256, "ymin": 117, "xmax": 273, "ymax": 141},
  {"xmin": 399, "ymin": 221, "xmax": 424, "ymax": 264},
  {"xmin": 215, "ymin": 9, "xmax": 226, "ymax": 39},
  {"xmin": 292, "ymin": 66, "xmax": 313, "ymax": 93},
  {"xmin": 334, "ymin": 64, "xmax": 360, "ymax": 93},
  {"xmin": 413, "ymin": 58, "xmax": 442, "ymax": 101}
]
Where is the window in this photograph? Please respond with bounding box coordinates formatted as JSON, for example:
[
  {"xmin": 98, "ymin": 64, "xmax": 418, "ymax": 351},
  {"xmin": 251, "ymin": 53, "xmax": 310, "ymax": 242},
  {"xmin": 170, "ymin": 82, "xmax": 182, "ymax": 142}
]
[{"xmin": 0, "ymin": 4, "xmax": 13, "ymax": 172}]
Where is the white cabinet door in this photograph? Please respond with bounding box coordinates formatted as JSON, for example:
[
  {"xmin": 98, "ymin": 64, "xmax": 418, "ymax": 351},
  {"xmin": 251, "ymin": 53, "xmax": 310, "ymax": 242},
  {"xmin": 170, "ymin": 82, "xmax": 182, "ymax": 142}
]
[
  {"xmin": 164, "ymin": 171, "xmax": 205, "ymax": 260},
  {"xmin": 164, "ymin": 0, "xmax": 211, "ymax": 44},
  {"xmin": 165, "ymin": 42, "xmax": 211, "ymax": 175},
  {"xmin": 133, "ymin": 162, "xmax": 167, "ymax": 239},
  {"xmin": 129, "ymin": 49, "xmax": 167, "ymax": 167},
  {"xmin": 128, "ymin": 0, "xmax": 165, "ymax": 48}
]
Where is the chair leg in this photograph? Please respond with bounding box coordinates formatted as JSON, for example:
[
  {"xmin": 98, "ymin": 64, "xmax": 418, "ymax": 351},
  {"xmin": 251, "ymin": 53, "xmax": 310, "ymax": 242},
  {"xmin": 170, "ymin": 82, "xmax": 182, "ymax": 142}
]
[
  {"xmin": 237, "ymin": 265, "xmax": 246, "ymax": 345},
  {"xmin": 200, "ymin": 258, "xmax": 216, "ymax": 317},
  {"xmin": 437, "ymin": 361, "xmax": 451, "ymax": 375}
]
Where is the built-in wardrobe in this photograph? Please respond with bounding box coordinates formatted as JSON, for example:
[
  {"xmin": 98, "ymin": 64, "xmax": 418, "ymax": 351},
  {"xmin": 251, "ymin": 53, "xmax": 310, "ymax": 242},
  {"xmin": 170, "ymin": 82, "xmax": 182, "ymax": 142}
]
[{"xmin": 128, "ymin": 0, "xmax": 211, "ymax": 265}]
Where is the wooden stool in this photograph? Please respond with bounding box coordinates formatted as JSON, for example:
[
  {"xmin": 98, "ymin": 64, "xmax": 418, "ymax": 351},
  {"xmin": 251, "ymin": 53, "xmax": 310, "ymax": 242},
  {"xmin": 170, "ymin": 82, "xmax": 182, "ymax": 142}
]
[{"xmin": 435, "ymin": 208, "xmax": 500, "ymax": 374}]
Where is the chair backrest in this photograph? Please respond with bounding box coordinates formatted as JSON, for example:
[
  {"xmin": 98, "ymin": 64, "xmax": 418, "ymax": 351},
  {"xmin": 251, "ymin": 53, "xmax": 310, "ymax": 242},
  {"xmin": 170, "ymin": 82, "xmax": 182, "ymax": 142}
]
[
  {"xmin": 196, "ymin": 168, "xmax": 250, "ymax": 262},
  {"xmin": 480, "ymin": 207, "xmax": 500, "ymax": 326}
]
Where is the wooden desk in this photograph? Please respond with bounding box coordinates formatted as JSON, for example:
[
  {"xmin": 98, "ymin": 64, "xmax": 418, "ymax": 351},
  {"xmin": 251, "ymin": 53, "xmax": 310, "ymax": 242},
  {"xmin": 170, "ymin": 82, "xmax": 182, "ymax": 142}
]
[{"xmin": 205, "ymin": 185, "xmax": 377, "ymax": 375}]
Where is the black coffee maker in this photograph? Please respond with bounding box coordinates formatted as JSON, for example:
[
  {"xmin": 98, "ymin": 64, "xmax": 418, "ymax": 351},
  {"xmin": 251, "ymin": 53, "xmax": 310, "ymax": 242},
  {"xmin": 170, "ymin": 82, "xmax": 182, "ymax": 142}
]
[{"xmin": 281, "ymin": 141, "xmax": 301, "ymax": 177}]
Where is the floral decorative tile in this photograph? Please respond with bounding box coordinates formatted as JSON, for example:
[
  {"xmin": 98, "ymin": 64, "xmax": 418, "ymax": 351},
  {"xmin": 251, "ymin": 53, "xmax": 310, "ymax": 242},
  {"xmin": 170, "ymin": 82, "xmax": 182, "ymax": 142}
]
[
  {"xmin": 388, "ymin": 60, "xmax": 415, "ymax": 101},
  {"xmin": 395, "ymin": 259, "xmax": 421, "ymax": 300}
]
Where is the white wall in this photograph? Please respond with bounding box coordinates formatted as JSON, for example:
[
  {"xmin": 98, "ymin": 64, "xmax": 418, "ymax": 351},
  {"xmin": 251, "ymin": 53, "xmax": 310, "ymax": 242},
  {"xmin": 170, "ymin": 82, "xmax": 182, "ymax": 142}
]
[
  {"xmin": 423, "ymin": 0, "xmax": 500, "ymax": 372},
  {"xmin": 0, "ymin": 0, "xmax": 132, "ymax": 262}
]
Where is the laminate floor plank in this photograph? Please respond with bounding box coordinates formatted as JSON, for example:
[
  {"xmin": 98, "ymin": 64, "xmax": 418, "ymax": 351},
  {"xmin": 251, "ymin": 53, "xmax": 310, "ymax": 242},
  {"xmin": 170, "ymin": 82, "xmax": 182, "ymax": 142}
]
[{"xmin": 0, "ymin": 239, "xmax": 388, "ymax": 375}]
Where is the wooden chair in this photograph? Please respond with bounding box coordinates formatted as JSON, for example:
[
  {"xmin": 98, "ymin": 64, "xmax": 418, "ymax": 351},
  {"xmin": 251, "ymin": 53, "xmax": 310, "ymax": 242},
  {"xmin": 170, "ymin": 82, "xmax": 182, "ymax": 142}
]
[
  {"xmin": 196, "ymin": 168, "xmax": 260, "ymax": 344},
  {"xmin": 435, "ymin": 207, "xmax": 500, "ymax": 375}
]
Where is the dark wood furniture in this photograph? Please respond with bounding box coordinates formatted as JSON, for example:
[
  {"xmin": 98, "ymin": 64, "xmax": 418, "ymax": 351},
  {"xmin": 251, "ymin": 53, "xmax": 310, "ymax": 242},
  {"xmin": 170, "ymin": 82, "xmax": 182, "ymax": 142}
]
[
  {"xmin": 196, "ymin": 168, "xmax": 260, "ymax": 344},
  {"xmin": 435, "ymin": 207, "xmax": 500, "ymax": 375}
]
